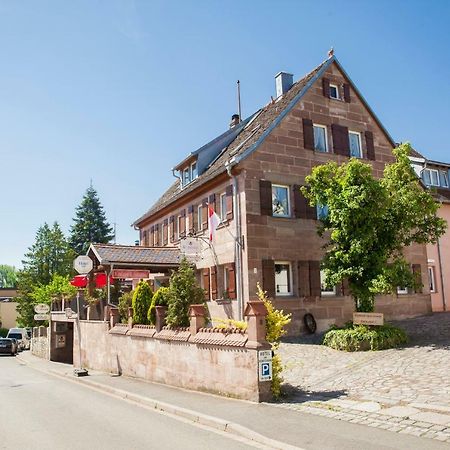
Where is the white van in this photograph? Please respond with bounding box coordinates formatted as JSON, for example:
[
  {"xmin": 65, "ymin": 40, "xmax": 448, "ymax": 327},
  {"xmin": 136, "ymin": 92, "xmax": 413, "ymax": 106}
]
[{"xmin": 7, "ymin": 328, "xmax": 30, "ymax": 351}]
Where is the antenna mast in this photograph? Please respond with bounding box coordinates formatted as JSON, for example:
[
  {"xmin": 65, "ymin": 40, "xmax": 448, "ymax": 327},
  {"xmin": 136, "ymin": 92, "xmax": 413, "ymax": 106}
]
[{"xmin": 237, "ymin": 80, "xmax": 242, "ymax": 122}]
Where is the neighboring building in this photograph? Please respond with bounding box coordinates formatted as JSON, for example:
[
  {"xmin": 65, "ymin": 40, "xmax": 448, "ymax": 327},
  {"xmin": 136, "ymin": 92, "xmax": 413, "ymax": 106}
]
[
  {"xmin": 0, "ymin": 288, "xmax": 18, "ymax": 329},
  {"xmin": 133, "ymin": 53, "xmax": 431, "ymax": 334},
  {"xmin": 410, "ymin": 151, "xmax": 450, "ymax": 312}
]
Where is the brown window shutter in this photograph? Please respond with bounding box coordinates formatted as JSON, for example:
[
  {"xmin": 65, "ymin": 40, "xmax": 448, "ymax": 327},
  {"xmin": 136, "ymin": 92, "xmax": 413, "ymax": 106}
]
[
  {"xmin": 209, "ymin": 194, "xmax": 216, "ymax": 211},
  {"xmin": 293, "ymin": 185, "xmax": 316, "ymax": 220},
  {"xmin": 143, "ymin": 230, "xmax": 148, "ymax": 246},
  {"xmin": 227, "ymin": 263, "xmax": 236, "ymax": 299},
  {"xmin": 150, "ymin": 225, "xmax": 155, "ymax": 246},
  {"xmin": 297, "ymin": 261, "xmax": 310, "ymax": 297},
  {"xmin": 188, "ymin": 205, "xmax": 195, "ymax": 234},
  {"xmin": 331, "ymin": 124, "xmax": 349, "ymax": 156},
  {"xmin": 163, "ymin": 219, "xmax": 168, "ymax": 245},
  {"xmin": 365, "ymin": 131, "xmax": 375, "ymax": 161},
  {"xmin": 262, "ymin": 259, "xmax": 275, "ymax": 298},
  {"xmin": 180, "ymin": 210, "xmax": 186, "ymax": 238},
  {"xmin": 169, "ymin": 216, "xmax": 175, "ymax": 242},
  {"xmin": 203, "ymin": 268, "xmax": 210, "ymax": 300},
  {"xmin": 154, "ymin": 224, "xmax": 159, "ymax": 246},
  {"xmin": 226, "ymin": 185, "xmax": 233, "ymax": 220},
  {"xmin": 260, "ymin": 180, "xmax": 273, "ymax": 216},
  {"xmin": 302, "ymin": 118, "xmax": 314, "ymax": 150},
  {"xmin": 202, "ymin": 198, "xmax": 208, "ymax": 229},
  {"xmin": 193, "ymin": 205, "xmax": 198, "ymax": 232},
  {"xmin": 412, "ymin": 264, "xmax": 423, "ymax": 293},
  {"xmin": 211, "ymin": 266, "xmax": 218, "ymax": 300},
  {"xmin": 322, "ymin": 77, "xmax": 330, "ymax": 98},
  {"xmin": 343, "ymin": 83, "xmax": 351, "ymax": 103},
  {"xmin": 309, "ymin": 261, "xmax": 321, "ymax": 297}
]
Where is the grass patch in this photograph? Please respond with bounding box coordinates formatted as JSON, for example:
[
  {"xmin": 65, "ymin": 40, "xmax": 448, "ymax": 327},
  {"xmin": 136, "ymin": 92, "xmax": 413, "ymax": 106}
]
[{"xmin": 322, "ymin": 322, "xmax": 408, "ymax": 351}]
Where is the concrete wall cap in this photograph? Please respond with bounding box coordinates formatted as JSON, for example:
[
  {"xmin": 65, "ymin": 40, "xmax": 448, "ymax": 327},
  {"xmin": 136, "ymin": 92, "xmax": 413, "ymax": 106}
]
[
  {"xmin": 189, "ymin": 304, "xmax": 206, "ymax": 317},
  {"xmin": 244, "ymin": 301, "xmax": 268, "ymax": 317}
]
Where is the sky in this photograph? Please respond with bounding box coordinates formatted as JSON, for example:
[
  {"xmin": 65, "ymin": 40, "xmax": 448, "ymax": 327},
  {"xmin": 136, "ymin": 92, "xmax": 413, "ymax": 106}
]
[{"xmin": 1, "ymin": 0, "xmax": 449, "ymax": 268}]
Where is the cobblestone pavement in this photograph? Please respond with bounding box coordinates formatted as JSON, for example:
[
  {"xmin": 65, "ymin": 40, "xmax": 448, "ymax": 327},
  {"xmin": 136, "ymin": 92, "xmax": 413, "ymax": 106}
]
[{"xmin": 275, "ymin": 313, "xmax": 450, "ymax": 443}]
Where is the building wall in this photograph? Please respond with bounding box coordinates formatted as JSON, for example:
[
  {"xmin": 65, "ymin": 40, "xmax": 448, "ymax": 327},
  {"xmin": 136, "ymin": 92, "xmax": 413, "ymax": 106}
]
[
  {"xmin": 427, "ymin": 203, "xmax": 450, "ymax": 312},
  {"xmin": 0, "ymin": 301, "xmax": 18, "ymax": 329},
  {"xmin": 240, "ymin": 61, "xmax": 431, "ymax": 333}
]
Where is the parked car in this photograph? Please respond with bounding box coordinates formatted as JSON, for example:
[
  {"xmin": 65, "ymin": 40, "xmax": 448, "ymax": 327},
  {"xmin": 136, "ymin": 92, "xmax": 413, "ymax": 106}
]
[
  {"xmin": 7, "ymin": 328, "xmax": 30, "ymax": 351},
  {"xmin": 0, "ymin": 338, "xmax": 18, "ymax": 356}
]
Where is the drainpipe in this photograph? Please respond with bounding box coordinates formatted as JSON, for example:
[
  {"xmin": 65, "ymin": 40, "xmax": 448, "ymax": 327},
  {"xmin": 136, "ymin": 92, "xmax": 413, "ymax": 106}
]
[
  {"xmin": 437, "ymin": 237, "xmax": 446, "ymax": 311},
  {"xmin": 225, "ymin": 161, "xmax": 244, "ymax": 320}
]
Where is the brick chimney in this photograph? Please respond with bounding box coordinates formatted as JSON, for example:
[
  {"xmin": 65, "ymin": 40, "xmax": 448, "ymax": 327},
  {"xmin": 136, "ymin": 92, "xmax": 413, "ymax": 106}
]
[
  {"xmin": 275, "ymin": 72, "xmax": 293, "ymax": 98},
  {"xmin": 229, "ymin": 114, "xmax": 240, "ymax": 128}
]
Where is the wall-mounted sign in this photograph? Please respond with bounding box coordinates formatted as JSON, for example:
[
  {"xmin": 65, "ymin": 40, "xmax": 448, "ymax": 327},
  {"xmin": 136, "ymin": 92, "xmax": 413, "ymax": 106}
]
[
  {"xmin": 258, "ymin": 350, "xmax": 272, "ymax": 362},
  {"xmin": 112, "ymin": 269, "xmax": 150, "ymax": 279},
  {"xmin": 259, "ymin": 360, "xmax": 273, "ymax": 382},
  {"xmin": 56, "ymin": 334, "xmax": 66, "ymax": 348},
  {"xmin": 353, "ymin": 312, "xmax": 384, "ymax": 326},
  {"xmin": 34, "ymin": 303, "xmax": 50, "ymax": 314}
]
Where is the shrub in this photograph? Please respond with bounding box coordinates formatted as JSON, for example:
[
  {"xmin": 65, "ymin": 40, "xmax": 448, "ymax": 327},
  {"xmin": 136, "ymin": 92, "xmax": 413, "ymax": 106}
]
[
  {"xmin": 118, "ymin": 291, "xmax": 133, "ymax": 323},
  {"xmin": 148, "ymin": 287, "xmax": 170, "ymax": 325},
  {"xmin": 212, "ymin": 317, "xmax": 248, "ymax": 331},
  {"xmin": 166, "ymin": 258, "xmax": 205, "ymax": 327},
  {"xmin": 132, "ymin": 281, "xmax": 153, "ymax": 325},
  {"xmin": 256, "ymin": 283, "xmax": 291, "ymax": 399},
  {"xmin": 322, "ymin": 323, "xmax": 408, "ymax": 351},
  {"xmin": 0, "ymin": 327, "xmax": 8, "ymax": 337}
]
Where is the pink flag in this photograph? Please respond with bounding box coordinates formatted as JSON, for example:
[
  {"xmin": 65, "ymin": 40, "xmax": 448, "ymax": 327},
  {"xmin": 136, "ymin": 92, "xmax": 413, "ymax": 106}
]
[{"xmin": 208, "ymin": 205, "xmax": 221, "ymax": 241}]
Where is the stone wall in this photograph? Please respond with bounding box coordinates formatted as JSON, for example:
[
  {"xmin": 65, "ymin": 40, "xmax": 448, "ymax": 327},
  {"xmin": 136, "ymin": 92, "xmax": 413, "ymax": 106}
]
[
  {"xmin": 73, "ymin": 304, "xmax": 271, "ymax": 402},
  {"xmin": 31, "ymin": 327, "xmax": 49, "ymax": 360}
]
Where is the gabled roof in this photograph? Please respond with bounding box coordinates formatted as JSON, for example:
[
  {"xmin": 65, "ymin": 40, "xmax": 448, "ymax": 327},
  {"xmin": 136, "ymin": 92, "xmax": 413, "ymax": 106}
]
[
  {"xmin": 89, "ymin": 243, "xmax": 181, "ymax": 266},
  {"xmin": 134, "ymin": 55, "xmax": 396, "ymax": 227}
]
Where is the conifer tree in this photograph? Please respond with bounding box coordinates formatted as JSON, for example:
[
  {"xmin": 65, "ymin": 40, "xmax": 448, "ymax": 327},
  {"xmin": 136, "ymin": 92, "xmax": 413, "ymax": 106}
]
[{"xmin": 69, "ymin": 185, "xmax": 113, "ymax": 255}]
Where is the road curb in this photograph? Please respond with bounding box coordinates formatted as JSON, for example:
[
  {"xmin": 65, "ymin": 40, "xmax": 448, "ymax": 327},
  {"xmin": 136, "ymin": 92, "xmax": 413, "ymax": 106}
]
[{"xmin": 17, "ymin": 354, "xmax": 301, "ymax": 450}]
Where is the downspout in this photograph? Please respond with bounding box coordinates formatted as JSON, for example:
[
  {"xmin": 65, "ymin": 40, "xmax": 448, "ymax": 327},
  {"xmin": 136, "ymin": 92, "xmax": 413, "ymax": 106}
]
[
  {"xmin": 225, "ymin": 160, "xmax": 244, "ymax": 320},
  {"xmin": 437, "ymin": 236, "xmax": 446, "ymax": 311}
]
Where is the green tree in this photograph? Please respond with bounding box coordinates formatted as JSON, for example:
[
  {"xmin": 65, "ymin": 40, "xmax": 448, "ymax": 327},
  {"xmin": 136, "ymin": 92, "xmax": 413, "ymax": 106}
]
[
  {"xmin": 302, "ymin": 143, "xmax": 446, "ymax": 313},
  {"xmin": 166, "ymin": 258, "xmax": 205, "ymax": 327},
  {"xmin": 148, "ymin": 286, "xmax": 170, "ymax": 325},
  {"xmin": 31, "ymin": 275, "xmax": 77, "ymax": 311},
  {"xmin": 16, "ymin": 222, "xmax": 74, "ymax": 327},
  {"xmin": 132, "ymin": 281, "xmax": 153, "ymax": 325},
  {"xmin": 0, "ymin": 265, "xmax": 17, "ymax": 288},
  {"xmin": 69, "ymin": 185, "xmax": 113, "ymax": 255}
]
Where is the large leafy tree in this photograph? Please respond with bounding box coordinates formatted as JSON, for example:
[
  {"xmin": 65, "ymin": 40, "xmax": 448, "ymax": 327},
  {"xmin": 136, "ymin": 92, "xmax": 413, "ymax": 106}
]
[
  {"xmin": 0, "ymin": 265, "xmax": 17, "ymax": 288},
  {"xmin": 302, "ymin": 143, "xmax": 446, "ymax": 313},
  {"xmin": 69, "ymin": 185, "xmax": 113, "ymax": 255},
  {"xmin": 16, "ymin": 222, "xmax": 74, "ymax": 327}
]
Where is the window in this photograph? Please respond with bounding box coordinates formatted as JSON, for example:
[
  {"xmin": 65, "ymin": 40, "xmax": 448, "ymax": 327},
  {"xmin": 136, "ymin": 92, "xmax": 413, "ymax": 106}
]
[
  {"xmin": 313, "ymin": 125, "xmax": 328, "ymax": 152},
  {"xmin": 275, "ymin": 262, "xmax": 292, "ymax": 295},
  {"xmin": 397, "ymin": 286, "xmax": 408, "ymax": 295},
  {"xmin": 220, "ymin": 193, "xmax": 227, "ymax": 222},
  {"xmin": 177, "ymin": 215, "xmax": 182, "ymax": 240},
  {"xmin": 197, "ymin": 205, "xmax": 203, "ymax": 231},
  {"xmin": 191, "ymin": 162, "xmax": 198, "ymax": 180},
  {"xmin": 329, "ymin": 84, "xmax": 339, "ymax": 99},
  {"xmin": 422, "ymin": 169, "xmax": 439, "ymax": 186},
  {"xmin": 316, "ymin": 204, "xmax": 329, "ymax": 220},
  {"xmin": 272, "ymin": 185, "xmax": 290, "ymax": 217},
  {"xmin": 183, "ymin": 168, "xmax": 190, "ymax": 186},
  {"xmin": 428, "ymin": 266, "xmax": 436, "ymax": 293},
  {"xmin": 349, "ymin": 131, "xmax": 362, "ymax": 158},
  {"xmin": 441, "ymin": 171, "xmax": 449, "ymax": 188},
  {"xmin": 320, "ymin": 270, "xmax": 336, "ymax": 296}
]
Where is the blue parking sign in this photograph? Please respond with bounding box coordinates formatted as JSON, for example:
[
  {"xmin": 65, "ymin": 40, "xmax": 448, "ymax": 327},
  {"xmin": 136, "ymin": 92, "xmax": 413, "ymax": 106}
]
[{"xmin": 259, "ymin": 360, "xmax": 272, "ymax": 381}]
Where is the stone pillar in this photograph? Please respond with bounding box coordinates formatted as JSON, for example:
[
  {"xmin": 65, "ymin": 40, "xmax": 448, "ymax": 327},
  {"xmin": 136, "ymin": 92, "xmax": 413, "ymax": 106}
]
[
  {"xmin": 104, "ymin": 305, "xmax": 110, "ymax": 322},
  {"xmin": 87, "ymin": 305, "xmax": 92, "ymax": 321},
  {"xmin": 155, "ymin": 306, "xmax": 167, "ymax": 332},
  {"xmin": 244, "ymin": 301, "xmax": 268, "ymax": 349},
  {"xmin": 127, "ymin": 307, "xmax": 133, "ymax": 328},
  {"xmin": 109, "ymin": 308, "xmax": 119, "ymax": 328},
  {"xmin": 189, "ymin": 304, "xmax": 206, "ymax": 336}
]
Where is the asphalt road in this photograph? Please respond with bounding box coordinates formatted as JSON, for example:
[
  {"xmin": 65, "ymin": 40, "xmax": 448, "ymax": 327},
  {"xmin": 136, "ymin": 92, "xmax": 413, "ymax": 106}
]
[{"xmin": 0, "ymin": 355, "xmax": 258, "ymax": 450}]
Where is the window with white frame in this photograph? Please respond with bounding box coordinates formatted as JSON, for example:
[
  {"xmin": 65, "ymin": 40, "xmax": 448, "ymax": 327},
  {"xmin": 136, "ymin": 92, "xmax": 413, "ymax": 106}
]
[
  {"xmin": 320, "ymin": 270, "xmax": 336, "ymax": 296},
  {"xmin": 177, "ymin": 215, "xmax": 182, "ymax": 240},
  {"xmin": 183, "ymin": 168, "xmax": 190, "ymax": 186},
  {"xmin": 422, "ymin": 169, "xmax": 439, "ymax": 186},
  {"xmin": 441, "ymin": 171, "xmax": 449, "ymax": 188},
  {"xmin": 197, "ymin": 205, "xmax": 203, "ymax": 231},
  {"xmin": 272, "ymin": 185, "xmax": 290, "ymax": 217},
  {"xmin": 275, "ymin": 262, "xmax": 292, "ymax": 295},
  {"xmin": 428, "ymin": 266, "xmax": 436, "ymax": 293},
  {"xmin": 191, "ymin": 162, "xmax": 198, "ymax": 180},
  {"xmin": 329, "ymin": 84, "xmax": 339, "ymax": 99},
  {"xmin": 313, "ymin": 124, "xmax": 328, "ymax": 152},
  {"xmin": 220, "ymin": 192, "xmax": 227, "ymax": 221},
  {"xmin": 349, "ymin": 131, "xmax": 362, "ymax": 158}
]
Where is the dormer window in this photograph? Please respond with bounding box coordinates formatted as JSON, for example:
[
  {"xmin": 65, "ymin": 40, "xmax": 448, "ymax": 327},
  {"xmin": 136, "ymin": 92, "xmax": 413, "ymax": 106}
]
[
  {"xmin": 183, "ymin": 168, "xmax": 190, "ymax": 186},
  {"xmin": 423, "ymin": 169, "xmax": 440, "ymax": 187},
  {"xmin": 191, "ymin": 162, "xmax": 198, "ymax": 180},
  {"xmin": 180, "ymin": 160, "xmax": 198, "ymax": 187}
]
